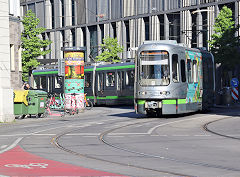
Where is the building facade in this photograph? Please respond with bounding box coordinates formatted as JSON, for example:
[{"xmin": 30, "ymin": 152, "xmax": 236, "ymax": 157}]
[
  {"xmin": 20, "ymin": 0, "xmax": 240, "ymax": 62},
  {"xmin": 0, "ymin": 0, "xmax": 18, "ymax": 122},
  {"xmin": 9, "ymin": 0, "xmax": 22, "ymax": 89}
]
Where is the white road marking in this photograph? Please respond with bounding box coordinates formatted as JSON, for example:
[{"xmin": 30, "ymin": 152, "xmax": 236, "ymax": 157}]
[
  {"xmin": 0, "ymin": 145, "xmax": 7, "ymax": 149},
  {"xmin": 109, "ymin": 133, "xmax": 147, "ymax": 135},
  {"xmin": 0, "ymin": 137, "xmax": 23, "ymax": 154},
  {"xmin": 108, "ymin": 136, "xmax": 124, "ymax": 138},
  {"xmin": 66, "ymin": 133, "xmax": 100, "ymax": 136},
  {"xmin": 147, "ymin": 115, "xmax": 220, "ymax": 135},
  {"xmin": 194, "ymin": 134, "xmax": 211, "ymax": 137}
]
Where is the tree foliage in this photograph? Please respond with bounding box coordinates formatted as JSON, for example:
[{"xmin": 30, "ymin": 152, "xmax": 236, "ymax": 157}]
[
  {"xmin": 208, "ymin": 6, "xmax": 240, "ymax": 69},
  {"xmin": 95, "ymin": 37, "xmax": 123, "ymax": 63},
  {"xmin": 21, "ymin": 10, "xmax": 52, "ymax": 81}
]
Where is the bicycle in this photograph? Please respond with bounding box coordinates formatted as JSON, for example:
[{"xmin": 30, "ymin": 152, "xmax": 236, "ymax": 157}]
[
  {"xmin": 84, "ymin": 93, "xmax": 93, "ymax": 110},
  {"xmin": 44, "ymin": 93, "xmax": 65, "ymax": 117},
  {"xmin": 46, "ymin": 93, "xmax": 65, "ymax": 110}
]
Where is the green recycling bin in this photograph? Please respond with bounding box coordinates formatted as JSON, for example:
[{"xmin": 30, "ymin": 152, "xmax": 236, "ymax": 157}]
[
  {"xmin": 14, "ymin": 90, "xmax": 29, "ymax": 119},
  {"xmin": 27, "ymin": 90, "xmax": 48, "ymax": 118}
]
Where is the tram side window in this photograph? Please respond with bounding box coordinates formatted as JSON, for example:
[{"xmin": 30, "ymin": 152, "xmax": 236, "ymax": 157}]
[
  {"xmin": 126, "ymin": 70, "xmax": 134, "ymax": 87},
  {"xmin": 85, "ymin": 73, "xmax": 91, "ymax": 88},
  {"xmin": 106, "ymin": 72, "xmax": 115, "ymax": 87},
  {"xmin": 193, "ymin": 60, "xmax": 198, "ymax": 83},
  {"xmin": 41, "ymin": 76, "xmax": 47, "ymax": 90},
  {"xmin": 54, "ymin": 76, "xmax": 61, "ymax": 89},
  {"xmin": 187, "ymin": 59, "xmax": 192, "ymax": 83},
  {"xmin": 33, "ymin": 76, "xmax": 40, "ymax": 89},
  {"xmin": 172, "ymin": 54, "xmax": 179, "ymax": 83},
  {"xmin": 98, "ymin": 73, "xmax": 104, "ymax": 91},
  {"xmin": 180, "ymin": 60, "xmax": 186, "ymax": 82}
]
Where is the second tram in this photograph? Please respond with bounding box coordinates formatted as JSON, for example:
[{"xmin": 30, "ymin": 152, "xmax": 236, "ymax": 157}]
[{"xmin": 134, "ymin": 41, "xmax": 215, "ymax": 115}]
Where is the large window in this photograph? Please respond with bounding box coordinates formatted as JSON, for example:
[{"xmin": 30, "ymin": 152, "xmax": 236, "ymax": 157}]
[
  {"xmin": 187, "ymin": 59, "xmax": 192, "ymax": 83},
  {"xmin": 180, "ymin": 60, "xmax": 186, "ymax": 82},
  {"xmin": 172, "ymin": 54, "xmax": 179, "ymax": 82},
  {"xmin": 85, "ymin": 73, "xmax": 91, "ymax": 88},
  {"xmin": 140, "ymin": 51, "xmax": 170, "ymax": 86},
  {"xmin": 126, "ymin": 70, "xmax": 134, "ymax": 87},
  {"xmin": 193, "ymin": 60, "xmax": 198, "ymax": 83},
  {"xmin": 106, "ymin": 72, "xmax": 115, "ymax": 87}
]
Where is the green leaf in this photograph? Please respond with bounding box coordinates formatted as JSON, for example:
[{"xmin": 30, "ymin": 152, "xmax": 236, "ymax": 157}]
[{"xmin": 21, "ymin": 10, "xmax": 52, "ymax": 81}]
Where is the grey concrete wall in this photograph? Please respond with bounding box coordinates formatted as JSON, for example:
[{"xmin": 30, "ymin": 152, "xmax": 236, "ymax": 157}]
[
  {"xmin": 0, "ymin": 0, "xmax": 15, "ymax": 122},
  {"xmin": 9, "ymin": 19, "xmax": 22, "ymax": 89}
]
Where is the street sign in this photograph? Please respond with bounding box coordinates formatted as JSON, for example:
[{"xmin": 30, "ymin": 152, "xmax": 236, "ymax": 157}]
[{"xmin": 231, "ymin": 78, "xmax": 239, "ymax": 88}]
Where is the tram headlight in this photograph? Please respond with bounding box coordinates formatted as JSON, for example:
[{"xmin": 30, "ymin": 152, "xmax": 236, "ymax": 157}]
[
  {"xmin": 138, "ymin": 91, "xmax": 147, "ymax": 95},
  {"xmin": 161, "ymin": 91, "xmax": 170, "ymax": 95}
]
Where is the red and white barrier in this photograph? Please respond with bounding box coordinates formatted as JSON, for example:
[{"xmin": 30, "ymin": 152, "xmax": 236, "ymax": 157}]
[{"xmin": 231, "ymin": 87, "xmax": 239, "ymax": 100}]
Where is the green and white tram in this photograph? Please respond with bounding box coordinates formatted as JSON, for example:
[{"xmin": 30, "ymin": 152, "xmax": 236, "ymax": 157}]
[{"xmin": 32, "ymin": 62, "xmax": 135, "ymax": 105}]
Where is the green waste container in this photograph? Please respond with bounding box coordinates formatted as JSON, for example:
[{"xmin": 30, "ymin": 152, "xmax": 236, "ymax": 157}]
[
  {"xmin": 14, "ymin": 90, "xmax": 29, "ymax": 119},
  {"xmin": 27, "ymin": 90, "xmax": 48, "ymax": 118}
]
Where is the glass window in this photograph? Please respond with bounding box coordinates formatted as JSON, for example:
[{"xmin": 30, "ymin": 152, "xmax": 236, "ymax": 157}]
[
  {"xmin": 97, "ymin": 73, "xmax": 104, "ymax": 91},
  {"xmin": 54, "ymin": 76, "xmax": 61, "ymax": 89},
  {"xmin": 85, "ymin": 73, "xmax": 91, "ymax": 88},
  {"xmin": 187, "ymin": 59, "xmax": 192, "ymax": 83},
  {"xmin": 140, "ymin": 51, "xmax": 170, "ymax": 86},
  {"xmin": 180, "ymin": 60, "xmax": 186, "ymax": 82},
  {"xmin": 41, "ymin": 76, "xmax": 46, "ymax": 89},
  {"xmin": 172, "ymin": 54, "xmax": 179, "ymax": 83},
  {"xmin": 193, "ymin": 60, "xmax": 198, "ymax": 83},
  {"xmin": 106, "ymin": 72, "xmax": 115, "ymax": 87},
  {"xmin": 126, "ymin": 70, "xmax": 134, "ymax": 86}
]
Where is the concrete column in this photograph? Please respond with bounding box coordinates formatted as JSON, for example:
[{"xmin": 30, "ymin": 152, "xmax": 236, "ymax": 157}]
[
  {"xmin": 164, "ymin": 14, "xmax": 169, "ymax": 40},
  {"xmin": 208, "ymin": 6, "xmax": 215, "ymax": 48},
  {"xmin": 55, "ymin": 31, "xmax": 61, "ymax": 59},
  {"xmin": 180, "ymin": 11, "xmax": 184, "ymax": 43},
  {"xmin": 109, "ymin": 23, "xmax": 114, "ymax": 38},
  {"xmin": 46, "ymin": 33, "xmax": 51, "ymax": 59},
  {"xmin": 235, "ymin": 1, "xmax": 240, "ymax": 37},
  {"xmin": 45, "ymin": 0, "xmax": 52, "ymax": 29},
  {"xmin": 116, "ymin": 21, "xmax": 122, "ymax": 59},
  {"xmin": 122, "ymin": 21, "xmax": 127, "ymax": 59},
  {"xmin": 65, "ymin": 29, "xmax": 72, "ymax": 47},
  {"xmin": 151, "ymin": 15, "xmax": 160, "ymax": 40},
  {"xmin": 50, "ymin": 32, "xmax": 55, "ymax": 59},
  {"xmin": 97, "ymin": 25, "xmax": 102, "ymax": 56},
  {"xmin": 54, "ymin": 0, "xmax": 61, "ymax": 28},
  {"xmin": 0, "ymin": 0, "xmax": 14, "ymax": 122},
  {"xmin": 196, "ymin": 11, "xmax": 203, "ymax": 47},
  {"xmin": 129, "ymin": 19, "xmax": 136, "ymax": 48},
  {"xmin": 137, "ymin": 18, "xmax": 145, "ymax": 46},
  {"xmin": 86, "ymin": 27, "xmax": 90, "ymax": 62},
  {"xmin": 104, "ymin": 23, "xmax": 110, "ymax": 38},
  {"xmin": 64, "ymin": 0, "xmax": 72, "ymax": 26},
  {"xmin": 76, "ymin": 27, "xmax": 84, "ymax": 47}
]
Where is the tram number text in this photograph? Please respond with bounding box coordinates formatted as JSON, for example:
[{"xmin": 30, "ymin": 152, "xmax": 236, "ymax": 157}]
[{"xmin": 5, "ymin": 163, "xmax": 48, "ymax": 169}]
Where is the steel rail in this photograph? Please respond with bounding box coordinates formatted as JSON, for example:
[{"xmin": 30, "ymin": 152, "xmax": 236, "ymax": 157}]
[
  {"xmin": 52, "ymin": 119, "xmax": 193, "ymax": 177},
  {"xmin": 100, "ymin": 118, "xmax": 240, "ymax": 172}
]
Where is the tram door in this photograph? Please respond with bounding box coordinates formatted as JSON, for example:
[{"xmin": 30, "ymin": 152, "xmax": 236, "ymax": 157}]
[
  {"xmin": 117, "ymin": 71, "xmax": 123, "ymax": 93},
  {"xmin": 97, "ymin": 72, "xmax": 105, "ymax": 104}
]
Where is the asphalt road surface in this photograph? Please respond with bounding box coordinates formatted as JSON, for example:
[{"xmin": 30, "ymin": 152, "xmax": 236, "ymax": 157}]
[{"xmin": 0, "ymin": 106, "xmax": 240, "ymax": 177}]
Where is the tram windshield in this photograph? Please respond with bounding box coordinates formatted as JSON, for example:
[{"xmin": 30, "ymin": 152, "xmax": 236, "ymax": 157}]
[{"xmin": 139, "ymin": 51, "xmax": 170, "ymax": 86}]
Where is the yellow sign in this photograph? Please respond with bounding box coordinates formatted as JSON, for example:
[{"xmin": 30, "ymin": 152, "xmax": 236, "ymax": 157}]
[{"xmin": 64, "ymin": 51, "xmax": 84, "ymax": 66}]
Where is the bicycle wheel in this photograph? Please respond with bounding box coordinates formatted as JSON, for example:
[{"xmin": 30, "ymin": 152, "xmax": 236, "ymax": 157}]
[{"xmin": 85, "ymin": 100, "xmax": 93, "ymax": 110}]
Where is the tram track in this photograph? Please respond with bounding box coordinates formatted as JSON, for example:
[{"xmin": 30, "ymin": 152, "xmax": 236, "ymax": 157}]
[
  {"xmin": 203, "ymin": 117, "xmax": 240, "ymax": 140},
  {"xmin": 52, "ymin": 119, "xmax": 194, "ymax": 177},
  {"xmin": 51, "ymin": 114, "xmax": 240, "ymax": 177}
]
